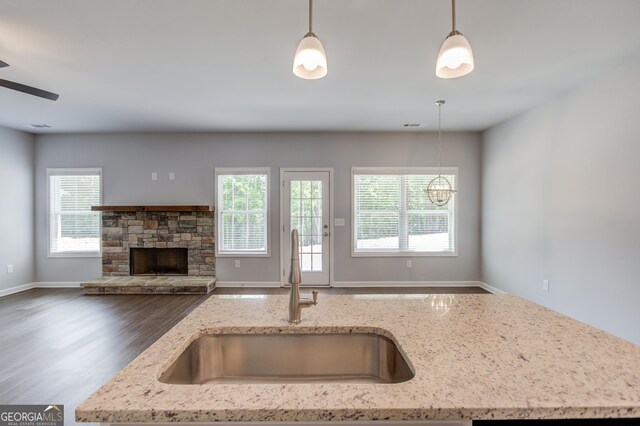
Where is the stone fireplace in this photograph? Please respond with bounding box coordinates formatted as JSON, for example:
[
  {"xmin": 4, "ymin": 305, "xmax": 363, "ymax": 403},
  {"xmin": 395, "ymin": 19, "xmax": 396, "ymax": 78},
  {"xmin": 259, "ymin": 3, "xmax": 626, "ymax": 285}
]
[
  {"xmin": 81, "ymin": 206, "xmax": 216, "ymax": 294},
  {"xmin": 100, "ymin": 208, "xmax": 215, "ymax": 277}
]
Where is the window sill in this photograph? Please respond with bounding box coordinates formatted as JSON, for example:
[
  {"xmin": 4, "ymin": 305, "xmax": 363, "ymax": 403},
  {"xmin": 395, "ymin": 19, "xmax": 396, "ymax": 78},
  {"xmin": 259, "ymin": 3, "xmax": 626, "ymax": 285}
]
[
  {"xmin": 351, "ymin": 251, "xmax": 458, "ymax": 258},
  {"xmin": 216, "ymin": 252, "xmax": 271, "ymax": 258},
  {"xmin": 48, "ymin": 252, "xmax": 102, "ymax": 259}
]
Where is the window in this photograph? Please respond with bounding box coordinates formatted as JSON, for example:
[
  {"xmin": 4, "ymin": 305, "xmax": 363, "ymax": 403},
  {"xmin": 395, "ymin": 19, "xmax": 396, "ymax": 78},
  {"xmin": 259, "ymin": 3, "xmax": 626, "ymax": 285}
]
[
  {"xmin": 47, "ymin": 168, "xmax": 102, "ymax": 257},
  {"xmin": 216, "ymin": 168, "xmax": 270, "ymax": 256},
  {"xmin": 352, "ymin": 167, "xmax": 457, "ymax": 256}
]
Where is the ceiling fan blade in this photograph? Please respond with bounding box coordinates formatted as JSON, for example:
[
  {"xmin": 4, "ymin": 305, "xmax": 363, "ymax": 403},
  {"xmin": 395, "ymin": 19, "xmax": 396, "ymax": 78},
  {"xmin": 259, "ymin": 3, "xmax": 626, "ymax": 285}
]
[
  {"xmin": 0, "ymin": 60, "xmax": 8, "ymax": 68},
  {"xmin": 0, "ymin": 79, "xmax": 59, "ymax": 101}
]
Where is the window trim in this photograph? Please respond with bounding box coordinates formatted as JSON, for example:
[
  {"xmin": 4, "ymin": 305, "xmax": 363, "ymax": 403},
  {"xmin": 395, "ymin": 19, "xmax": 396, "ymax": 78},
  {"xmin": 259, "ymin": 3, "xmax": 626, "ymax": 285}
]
[
  {"xmin": 350, "ymin": 166, "xmax": 458, "ymax": 258},
  {"xmin": 215, "ymin": 167, "xmax": 271, "ymax": 257},
  {"xmin": 46, "ymin": 167, "xmax": 103, "ymax": 258}
]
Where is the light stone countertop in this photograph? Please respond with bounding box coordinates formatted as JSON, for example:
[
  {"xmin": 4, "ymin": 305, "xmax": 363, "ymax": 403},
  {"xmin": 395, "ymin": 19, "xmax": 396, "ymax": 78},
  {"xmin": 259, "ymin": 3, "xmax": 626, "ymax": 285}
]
[{"xmin": 76, "ymin": 294, "xmax": 640, "ymax": 423}]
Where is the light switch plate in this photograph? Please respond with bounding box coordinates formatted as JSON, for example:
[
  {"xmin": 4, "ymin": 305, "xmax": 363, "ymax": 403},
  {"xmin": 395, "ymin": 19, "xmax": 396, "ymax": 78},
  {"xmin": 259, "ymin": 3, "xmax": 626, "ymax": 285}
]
[
  {"xmin": 151, "ymin": 172, "xmax": 158, "ymax": 181},
  {"xmin": 7, "ymin": 264, "xmax": 13, "ymax": 274},
  {"xmin": 169, "ymin": 172, "xmax": 175, "ymax": 181},
  {"xmin": 406, "ymin": 260, "xmax": 412, "ymax": 268},
  {"xmin": 234, "ymin": 260, "xmax": 241, "ymax": 268},
  {"xmin": 335, "ymin": 218, "xmax": 345, "ymax": 226}
]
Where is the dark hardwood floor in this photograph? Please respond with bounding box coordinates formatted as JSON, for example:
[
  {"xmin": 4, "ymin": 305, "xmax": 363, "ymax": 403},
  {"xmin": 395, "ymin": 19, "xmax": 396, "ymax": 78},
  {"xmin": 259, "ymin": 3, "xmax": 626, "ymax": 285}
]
[
  {"xmin": 0, "ymin": 289, "xmax": 211, "ymax": 425},
  {"xmin": 0, "ymin": 286, "xmax": 486, "ymax": 425}
]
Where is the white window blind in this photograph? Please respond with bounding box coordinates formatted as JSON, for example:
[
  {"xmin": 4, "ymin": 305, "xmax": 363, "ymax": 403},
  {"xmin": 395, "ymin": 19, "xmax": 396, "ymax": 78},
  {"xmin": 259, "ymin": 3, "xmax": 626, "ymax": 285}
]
[
  {"xmin": 48, "ymin": 168, "xmax": 102, "ymax": 256},
  {"xmin": 216, "ymin": 169, "xmax": 269, "ymax": 256},
  {"xmin": 352, "ymin": 168, "xmax": 456, "ymax": 255}
]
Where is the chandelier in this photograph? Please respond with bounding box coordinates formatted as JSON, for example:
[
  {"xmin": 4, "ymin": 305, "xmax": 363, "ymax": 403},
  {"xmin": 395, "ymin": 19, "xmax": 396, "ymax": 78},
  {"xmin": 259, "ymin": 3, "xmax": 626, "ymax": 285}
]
[{"xmin": 425, "ymin": 100, "xmax": 456, "ymax": 206}]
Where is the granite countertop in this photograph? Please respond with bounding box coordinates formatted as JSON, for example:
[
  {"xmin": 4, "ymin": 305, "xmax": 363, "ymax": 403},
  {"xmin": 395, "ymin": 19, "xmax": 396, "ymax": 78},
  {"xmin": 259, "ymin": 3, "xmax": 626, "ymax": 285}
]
[{"xmin": 76, "ymin": 294, "xmax": 640, "ymax": 423}]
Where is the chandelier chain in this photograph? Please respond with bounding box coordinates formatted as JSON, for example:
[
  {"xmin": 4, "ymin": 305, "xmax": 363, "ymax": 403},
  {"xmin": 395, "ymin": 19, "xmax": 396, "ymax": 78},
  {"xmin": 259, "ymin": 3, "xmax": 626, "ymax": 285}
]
[{"xmin": 437, "ymin": 100, "xmax": 443, "ymax": 177}]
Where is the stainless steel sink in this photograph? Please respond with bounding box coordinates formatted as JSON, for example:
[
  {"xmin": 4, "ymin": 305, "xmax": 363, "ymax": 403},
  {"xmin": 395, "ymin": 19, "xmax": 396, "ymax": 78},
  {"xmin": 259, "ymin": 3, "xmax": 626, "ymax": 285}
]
[{"xmin": 159, "ymin": 332, "xmax": 414, "ymax": 384}]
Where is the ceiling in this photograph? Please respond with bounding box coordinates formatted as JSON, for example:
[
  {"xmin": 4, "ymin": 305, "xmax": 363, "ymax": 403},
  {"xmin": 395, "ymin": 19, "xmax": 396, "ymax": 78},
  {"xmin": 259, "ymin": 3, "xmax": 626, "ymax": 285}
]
[{"xmin": 0, "ymin": 0, "xmax": 639, "ymax": 134}]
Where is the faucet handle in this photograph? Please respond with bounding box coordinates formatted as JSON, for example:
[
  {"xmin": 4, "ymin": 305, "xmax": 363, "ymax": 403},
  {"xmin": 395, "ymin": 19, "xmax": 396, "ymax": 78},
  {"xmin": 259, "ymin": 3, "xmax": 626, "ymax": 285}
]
[{"xmin": 312, "ymin": 290, "xmax": 318, "ymax": 304}]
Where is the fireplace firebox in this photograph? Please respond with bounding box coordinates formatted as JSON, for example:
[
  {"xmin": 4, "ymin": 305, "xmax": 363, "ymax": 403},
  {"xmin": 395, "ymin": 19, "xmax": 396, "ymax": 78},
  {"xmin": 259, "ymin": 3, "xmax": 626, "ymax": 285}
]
[{"xmin": 130, "ymin": 248, "xmax": 188, "ymax": 276}]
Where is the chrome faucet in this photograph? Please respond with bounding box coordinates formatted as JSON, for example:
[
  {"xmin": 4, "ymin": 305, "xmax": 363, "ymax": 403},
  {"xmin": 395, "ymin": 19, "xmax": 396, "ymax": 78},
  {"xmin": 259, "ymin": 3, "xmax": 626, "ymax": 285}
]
[{"xmin": 288, "ymin": 229, "xmax": 318, "ymax": 323}]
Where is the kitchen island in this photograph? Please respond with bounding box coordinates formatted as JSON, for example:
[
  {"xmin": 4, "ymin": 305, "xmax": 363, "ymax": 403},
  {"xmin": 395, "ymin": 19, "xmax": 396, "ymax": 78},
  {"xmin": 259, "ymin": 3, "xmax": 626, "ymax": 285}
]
[{"xmin": 76, "ymin": 294, "xmax": 640, "ymax": 424}]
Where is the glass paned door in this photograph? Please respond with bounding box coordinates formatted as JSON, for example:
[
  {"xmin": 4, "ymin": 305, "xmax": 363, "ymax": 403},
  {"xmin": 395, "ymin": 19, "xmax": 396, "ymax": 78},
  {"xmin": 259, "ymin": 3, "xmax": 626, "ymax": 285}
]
[{"xmin": 283, "ymin": 171, "xmax": 330, "ymax": 286}]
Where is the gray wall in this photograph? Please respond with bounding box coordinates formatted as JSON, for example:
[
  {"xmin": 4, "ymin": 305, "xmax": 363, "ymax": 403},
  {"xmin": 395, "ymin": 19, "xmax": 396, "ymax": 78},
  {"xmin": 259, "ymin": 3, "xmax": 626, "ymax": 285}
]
[
  {"xmin": 0, "ymin": 127, "xmax": 35, "ymax": 292},
  {"xmin": 481, "ymin": 56, "xmax": 640, "ymax": 344},
  {"xmin": 34, "ymin": 132, "xmax": 481, "ymax": 284}
]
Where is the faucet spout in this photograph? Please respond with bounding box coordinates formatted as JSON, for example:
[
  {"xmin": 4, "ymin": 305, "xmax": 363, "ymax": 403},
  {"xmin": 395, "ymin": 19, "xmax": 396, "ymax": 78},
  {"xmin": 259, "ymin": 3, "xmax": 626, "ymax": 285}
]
[
  {"xmin": 288, "ymin": 229, "xmax": 318, "ymax": 323},
  {"xmin": 289, "ymin": 229, "xmax": 302, "ymax": 286}
]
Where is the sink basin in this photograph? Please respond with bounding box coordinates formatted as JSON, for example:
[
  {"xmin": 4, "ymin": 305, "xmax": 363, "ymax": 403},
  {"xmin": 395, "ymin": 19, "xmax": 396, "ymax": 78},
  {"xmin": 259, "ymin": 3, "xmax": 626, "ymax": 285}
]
[{"xmin": 159, "ymin": 332, "xmax": 414, "ymax": 384}]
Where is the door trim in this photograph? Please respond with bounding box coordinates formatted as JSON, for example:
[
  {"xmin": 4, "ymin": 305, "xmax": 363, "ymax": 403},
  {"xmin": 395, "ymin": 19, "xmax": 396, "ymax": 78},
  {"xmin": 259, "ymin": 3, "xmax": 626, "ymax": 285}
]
[{"xmin": 279, "ymin": 168, "xmax": 334, "ymax": 287}]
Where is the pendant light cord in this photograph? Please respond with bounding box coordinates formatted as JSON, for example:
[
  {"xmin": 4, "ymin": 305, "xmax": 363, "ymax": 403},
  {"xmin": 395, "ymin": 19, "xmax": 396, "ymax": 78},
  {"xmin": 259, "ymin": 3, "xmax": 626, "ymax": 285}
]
[
  {"xmin": 437, "ymin": 101, "xmax": 443, "ymax": 177},
  {"xmin": 309, "ymin": 0, "xmax": 313, "ymax": 33},
  {"xmin": 451, "ymin": 0, "xmax": 456, "ymax": 32}
]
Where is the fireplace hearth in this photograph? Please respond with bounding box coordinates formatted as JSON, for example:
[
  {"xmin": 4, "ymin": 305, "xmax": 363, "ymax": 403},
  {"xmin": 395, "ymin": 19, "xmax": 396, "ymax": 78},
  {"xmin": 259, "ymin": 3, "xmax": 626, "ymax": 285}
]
[{"xmin": 83, "ymin": 207, "xmax": 216, "ymax": 295}]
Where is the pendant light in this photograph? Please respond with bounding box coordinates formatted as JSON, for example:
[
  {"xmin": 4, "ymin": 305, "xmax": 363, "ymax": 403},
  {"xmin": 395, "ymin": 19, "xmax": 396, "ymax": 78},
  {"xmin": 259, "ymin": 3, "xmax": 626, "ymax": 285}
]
[
  {"xmin": 426, "ymin": 100, "xmax": 456, "ymax": 206},
  {"xmin": 436, "ymin": 0, "xmax": 474, "ymax": 79},
  {"xmin": 293, "ymin": 0, "xmax": 327, "ymax": 79}
]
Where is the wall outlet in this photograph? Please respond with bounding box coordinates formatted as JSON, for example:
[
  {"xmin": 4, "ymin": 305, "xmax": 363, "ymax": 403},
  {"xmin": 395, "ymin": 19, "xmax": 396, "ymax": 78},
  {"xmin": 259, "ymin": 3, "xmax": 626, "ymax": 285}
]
[
  {"xmin": 234, "ymin": 260, "xmax": 241, "ymax": 268},
  {"xmin": 542, "ymin": 280, "xmax": 550, "ymax": 292},
  {"xmin": 406, "ymin": 260, "xmax": 412, "ymax": 268},
  {"xmin": 169, "ymin": 172, "xmax": 175, "ymax": 181},
  {"xmin": 334, "ymin": 218, "xmax": 345, "ymax": 226},
  {"xmin": 151, "ymin": 172, "xmax": 158, "ymax": 181},
  {"xmin": 6, "ymin": 264, "xmax": 13, "ymax": 274}
]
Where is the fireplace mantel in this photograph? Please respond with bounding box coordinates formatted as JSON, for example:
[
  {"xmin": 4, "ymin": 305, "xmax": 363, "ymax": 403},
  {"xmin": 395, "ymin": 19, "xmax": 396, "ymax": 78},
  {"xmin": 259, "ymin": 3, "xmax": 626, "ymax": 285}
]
[{"xmin": 92, "ymin": 205, "xmax": 212, "ymax": 212}]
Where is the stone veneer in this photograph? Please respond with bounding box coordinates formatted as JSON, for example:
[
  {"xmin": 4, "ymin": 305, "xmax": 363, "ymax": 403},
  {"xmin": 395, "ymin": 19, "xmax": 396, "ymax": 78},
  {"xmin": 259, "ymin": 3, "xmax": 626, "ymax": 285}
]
[{"xmin": 101, "ymin": 210, "xmax": 215, "ymax": 277}]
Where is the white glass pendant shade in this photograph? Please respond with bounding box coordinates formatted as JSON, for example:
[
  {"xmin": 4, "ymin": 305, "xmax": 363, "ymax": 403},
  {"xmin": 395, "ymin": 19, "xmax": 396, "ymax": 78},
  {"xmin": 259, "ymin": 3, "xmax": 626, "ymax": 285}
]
[
  {"xmin": 293, "ymin": 33, "xmax": 327, "ymax": 79},
  {"xmin": 435, "ymin": 32, "xmax": 474, "ymax": 79}
]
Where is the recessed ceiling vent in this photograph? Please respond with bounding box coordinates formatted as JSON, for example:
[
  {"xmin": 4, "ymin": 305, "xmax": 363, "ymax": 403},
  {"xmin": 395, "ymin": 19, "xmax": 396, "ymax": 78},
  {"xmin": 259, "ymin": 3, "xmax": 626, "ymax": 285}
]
[
  {"xmin": 28, "ymin": 124, "xmax": 51, "ymax": 129},
  {"xmin": 403, "ymin": 123, "xmax": 421, "ymax": 127}
]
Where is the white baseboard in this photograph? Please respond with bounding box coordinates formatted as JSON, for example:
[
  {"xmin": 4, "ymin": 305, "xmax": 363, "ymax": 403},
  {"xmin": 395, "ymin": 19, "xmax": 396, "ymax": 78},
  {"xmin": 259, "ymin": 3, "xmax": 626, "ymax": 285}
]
[
  {"xmin": 478, "ymin": 281, "xmax": 507, "ymax": 294},
  {"xmin": 33, "ymin": 282, "xmax": 82, "ymax": 288},
  {"xmin": 332, "ymin": 280, "xmax": 482, "ymax": 288},
  {"xmin": 0, "ymin": 282, "xmax": 35, "ymax": 298},
  {"xmin": 0, "ymin": 282, "xmax": 84, "ymax": 298},
  {"xmin": 215, "ymin": 281, "xmax": 283, "ymax": 288}
]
